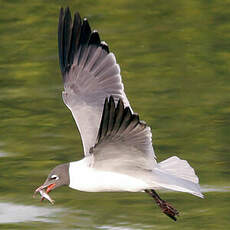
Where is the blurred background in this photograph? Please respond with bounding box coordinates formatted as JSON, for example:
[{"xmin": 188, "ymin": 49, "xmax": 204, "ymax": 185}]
[{"xmin": 0, "ymin": 0, "xmax": 230, "ymax": 229}]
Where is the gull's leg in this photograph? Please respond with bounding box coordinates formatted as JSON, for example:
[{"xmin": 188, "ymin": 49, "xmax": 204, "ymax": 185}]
[{"xmin": 145, "ymin": 189, "xmax": 179, "ymax": 221}]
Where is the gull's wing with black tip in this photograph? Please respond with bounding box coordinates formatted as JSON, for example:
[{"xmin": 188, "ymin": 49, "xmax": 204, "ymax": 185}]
[
  {"xmin": 90, "ymin": 96, "xmax": 157, "ymax": 174},
  {"xmin": 59, "ymin": 7, "xmax": 132, "ymax": 155},
  {"xmin": 90, "ymin": 99, "xmax": 203, "ymax": 197}
]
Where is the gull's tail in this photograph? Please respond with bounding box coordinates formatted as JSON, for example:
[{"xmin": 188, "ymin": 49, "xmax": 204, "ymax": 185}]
[{"xmin": 153, "ymin": 156, "xmax": 203, "ymax": 198}]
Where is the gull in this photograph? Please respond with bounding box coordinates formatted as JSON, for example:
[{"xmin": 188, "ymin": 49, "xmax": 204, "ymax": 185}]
[{"xmin": 34, "ymin": 7, "xmax": 203, "ymax": 221}]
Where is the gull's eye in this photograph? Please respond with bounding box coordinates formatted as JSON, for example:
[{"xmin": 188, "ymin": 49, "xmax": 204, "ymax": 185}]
[{"xmin": 51, "ymin": 175, "xmax": 59, "ymax": 180}]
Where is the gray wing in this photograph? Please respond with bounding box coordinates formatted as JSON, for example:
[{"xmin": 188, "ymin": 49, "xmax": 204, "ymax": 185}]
[
  {"xmin": 90, "ymin": 97, "xmax": 157, "ymax": 173},
  {"xmin": 58, "ymin": 8, "xmax": 131, "ymax": 155}
]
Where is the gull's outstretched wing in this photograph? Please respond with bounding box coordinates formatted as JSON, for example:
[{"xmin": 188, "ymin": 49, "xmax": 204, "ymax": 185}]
[
  {"xmin": 89, "ymin": 97, "xmax": 203, "ymax": 198},
  {"xmin": 90, "ymin": 96, "xmax": 157, "ymax": 173},
  {"xmin": 58, "ymin": 8, "xmax": 131, "ymax": 155}
]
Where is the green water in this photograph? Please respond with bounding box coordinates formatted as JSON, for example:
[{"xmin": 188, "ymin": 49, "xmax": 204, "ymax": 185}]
[{"xmin": 0, "ymin": 0, "xmax": 230, "ymax": 229}]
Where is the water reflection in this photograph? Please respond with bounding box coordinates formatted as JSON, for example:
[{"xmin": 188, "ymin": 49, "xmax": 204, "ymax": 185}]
[
  {"xmin": 0, "ymin": 202, "xmax": 63, "ymax": 223},
  {"xmin": 0, "ymin": 151, "xmax": 7, "ymax": 157},
  {"xmin": 0, "ymin": 143, "xmax": 7, "ymax": 157},
  {"xmin": 97, "ymin": 225, "xmax": 144, "ymax": 230},
  {"xmin": 201, "ymin": 185, "xmax": 230, "ymax": 193}
]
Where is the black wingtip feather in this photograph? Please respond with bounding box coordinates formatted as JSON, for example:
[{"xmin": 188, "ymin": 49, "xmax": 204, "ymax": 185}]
[
  {"xmin": 107, "ymin": 96, "xmax": 115, "ymax": 136},
  {"xmin": 58, "ymin": 7, "xmax": 110, "ymax": 78},
  {"xmin": 68, "ymin": 12, "xmax": 81, "ymax": 66},
  {"xmin": 89, "ymin": 31, "xmax": 101, "ymax": 46},
  {"xmin": 97, "ymin": 98, "xmax": 109, "ymax": 142},
  {"xmin": 96, "ymin": 97, "xmax": 147, "ymax": 146},
  {"xmin": 112, "ymin": 99, "xmax": 125, "ymax": 134},
  {"xmin": 100, "ymin": 41, "xmax": 109, "ymax": 53},
  {"xmin": 79, "ymin": 18, "xmax": 91, "ymax": 46},
  {"xmin": 100, "ymin": 98, "xmax": 110, "ymax": 140}
]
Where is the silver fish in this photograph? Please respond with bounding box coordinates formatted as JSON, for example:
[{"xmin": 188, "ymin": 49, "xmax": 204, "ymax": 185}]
[{"xmin": 39, "ymin": 189, "xmax": 55, "ymax": 204}]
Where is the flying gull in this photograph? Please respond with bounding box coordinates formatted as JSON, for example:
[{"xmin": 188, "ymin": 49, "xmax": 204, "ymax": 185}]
[{"xmin": 34, "ymin": 7, "xmax": 203, "ymax": 221}]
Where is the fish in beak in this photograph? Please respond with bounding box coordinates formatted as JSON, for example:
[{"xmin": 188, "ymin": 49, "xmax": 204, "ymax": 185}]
[
  {"xmin": 33, "ymin": 180, "xmax": 56, "ymax": 204},
  {"xmin": 33, "ymin": 163, "xmax": 70, "ymax": 204}
]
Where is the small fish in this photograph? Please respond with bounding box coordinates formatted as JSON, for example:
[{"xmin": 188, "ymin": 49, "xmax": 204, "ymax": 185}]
[{"xmin": 39, "ymin": 189, "xmax": 55, "ymax": 204}]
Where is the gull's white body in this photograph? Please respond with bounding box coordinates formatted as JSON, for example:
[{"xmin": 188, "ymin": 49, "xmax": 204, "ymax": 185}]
[
  {"xmin": 69, "ymin": 156, "xmax": 203, "ymax": 198},
  {"xmin": 69, "ymin": 158, "xmax": 149, "ymax": 192}
]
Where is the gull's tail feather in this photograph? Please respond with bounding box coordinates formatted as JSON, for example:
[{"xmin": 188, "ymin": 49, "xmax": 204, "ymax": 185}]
[
  {"xmin": 158, "ymin": 156, "xmax": 199, "ymax": 183},
  {"xmin": 153, "ymin": 156, "xmax": 203, "ymax": 198}
]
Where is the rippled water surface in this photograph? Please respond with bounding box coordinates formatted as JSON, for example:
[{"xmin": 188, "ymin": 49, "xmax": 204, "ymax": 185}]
[{"xmin": 0, "ymin": 0, "xmax": 230, "ymax": 229}]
